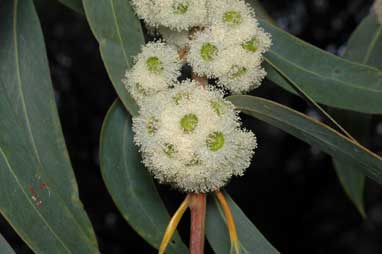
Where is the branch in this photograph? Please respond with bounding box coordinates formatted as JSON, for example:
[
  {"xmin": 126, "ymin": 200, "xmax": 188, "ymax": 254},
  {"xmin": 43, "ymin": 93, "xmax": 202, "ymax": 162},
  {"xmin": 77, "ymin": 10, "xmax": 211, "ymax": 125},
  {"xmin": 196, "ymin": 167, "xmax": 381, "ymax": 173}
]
[{"xmin": 189, "ymin": 193, "xmax": 207, "ymax": 254}]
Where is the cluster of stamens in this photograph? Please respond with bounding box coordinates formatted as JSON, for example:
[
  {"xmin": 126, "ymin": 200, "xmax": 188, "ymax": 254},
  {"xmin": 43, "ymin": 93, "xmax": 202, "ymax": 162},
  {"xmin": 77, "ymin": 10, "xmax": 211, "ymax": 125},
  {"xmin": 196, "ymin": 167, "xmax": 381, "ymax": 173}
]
[{"xmin": 124, "ymin": 0, "xmax": 271, "ymax": 193}]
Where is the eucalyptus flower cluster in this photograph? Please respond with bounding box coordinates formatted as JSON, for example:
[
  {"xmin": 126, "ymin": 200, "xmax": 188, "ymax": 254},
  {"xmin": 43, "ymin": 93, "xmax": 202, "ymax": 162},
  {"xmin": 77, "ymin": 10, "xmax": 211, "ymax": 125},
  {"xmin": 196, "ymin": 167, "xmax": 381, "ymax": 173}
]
[
  {"xmin": 131, "ymin": 0, "xmax": 272, "ymax": 94},
  {"xmin": 133, "ymin": 81, "xmax": 257, "ymax": 192},
  {"xmin": 124, "ymin": 0, "xmax": 270, "ymax": 192}
]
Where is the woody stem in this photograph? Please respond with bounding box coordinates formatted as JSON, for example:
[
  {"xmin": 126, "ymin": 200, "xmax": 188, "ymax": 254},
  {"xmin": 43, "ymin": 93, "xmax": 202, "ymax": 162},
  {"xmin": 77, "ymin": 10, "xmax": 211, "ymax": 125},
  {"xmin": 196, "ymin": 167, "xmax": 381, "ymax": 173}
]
[{"xmin": 189, "ymin": 193, "xmax": 207, "ymax": 254}]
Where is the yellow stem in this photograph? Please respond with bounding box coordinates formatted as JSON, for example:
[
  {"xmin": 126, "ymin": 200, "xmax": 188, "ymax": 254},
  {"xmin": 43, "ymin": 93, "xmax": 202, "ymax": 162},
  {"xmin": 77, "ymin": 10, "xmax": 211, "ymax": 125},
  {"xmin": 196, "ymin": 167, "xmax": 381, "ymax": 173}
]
[
  {"xmin": 216, "ymin": 191, "xmax": 240, "ymax": 254},
  {"xmin": 159, "ymin": 194, "xmax": 191, "ymax": 254}
]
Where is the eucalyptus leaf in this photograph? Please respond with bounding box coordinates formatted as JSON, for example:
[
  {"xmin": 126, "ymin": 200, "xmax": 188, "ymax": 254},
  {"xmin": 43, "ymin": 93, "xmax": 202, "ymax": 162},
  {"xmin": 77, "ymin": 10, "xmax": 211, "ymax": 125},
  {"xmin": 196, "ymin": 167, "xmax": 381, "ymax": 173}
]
[
  {"xmin": 57, "ymin": 0, "xmax": 83, "ymax": 13},
  {"xmin": 206, "ymin": 192, "xmax": 279, "ymax": 254},
  {"xmin": 330, "ymin": 14, "xmax": 382, "ymax": 217},
  {"xmin": 227, "ymin": 95, "xmax": 382, "ymax": 184},
  {"xmin": 85, "ymin": 1, "xmax": 187, "ymax": 251},
  {"xmin": 249, "ymin": 0, "xmax": 368, "ymax": 215},
  {"xmin": 0, "ymin": 234, "xmax": 15, "ymax": 254},
  {"xmin": 333, "ymin": 156, "xmax": 366, "ymax": 216},
  {"xmin": 0, "ymin": 1, "xmax": 98, "ymax": 253},
  {"xmin": 344, "ymin": 14, "xmax": 382, "ymax": 70},
  {"xmin": 83, "ymin": 0, "xmax": 143, "ymax": 116},
  {"xmin": 247, "ymin": 0, "xmax": 274, "ymax": 24},
  {"xmin": 260, "ymin": 20, "xmax": 382, "ymax": 114},
  {"xmin": 99, "ymin": 100, "xmax": 188, "ymax": 253}
]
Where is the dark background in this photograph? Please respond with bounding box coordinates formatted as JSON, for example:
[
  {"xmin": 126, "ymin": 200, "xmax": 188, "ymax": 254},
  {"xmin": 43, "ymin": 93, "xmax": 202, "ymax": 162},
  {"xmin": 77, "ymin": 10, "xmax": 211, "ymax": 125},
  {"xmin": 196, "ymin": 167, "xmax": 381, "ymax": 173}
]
[{"xmin": 1, "ymin": 0, "xmax": 382, "ymax": 253}]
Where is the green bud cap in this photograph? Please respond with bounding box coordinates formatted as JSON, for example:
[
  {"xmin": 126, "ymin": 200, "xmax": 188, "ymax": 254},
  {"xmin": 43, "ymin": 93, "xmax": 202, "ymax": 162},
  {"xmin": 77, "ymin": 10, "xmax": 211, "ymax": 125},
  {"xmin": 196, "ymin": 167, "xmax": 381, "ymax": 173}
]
[
  {"xmin": 230, "ymin": 65, "xmax": 247, "ymax": 79},
  {"xmin": 180, "ymin": 113, "xmax": 198, "ymax": 133},
  {"xmin": 210, "ymin": 100, "xmax": 225, "ymax": 116},
  {"xmin": 163, "ymin": 143, "xmax": 176, "ymax": 158},
  {"xmin": 135, "ymin": 83, "xmax": 147, "ymax": 95},
  {"xmin": 146, "ymin": 56, "xmax": 163, "ymax": 73},
  {"xmin": 207, "ymin": 132, "xmax": 225, "ymax": 151},
  {"xmin": 242, "ymin": 37, "xmax": 258, "ymax": 52},
  {"xmin": 185, "ymin": 154, "xmax": 201, "ymax": 166},
  {"xmin": 173, "ymin": 92, "xmax": 191, "ymax": 105},
  {"xmin": 173, "ymin": 2, "xmax": 189, "ymax": 14},
  {"xmin": 147, "ymin": 117, "xmax": 159, "ymax": 135},
  {"xmin": 200, "ymin": 43, "xmax": 218, "ymax": 61},
  {"xmin": 223, "ymin": 11, "xmax": 242, "ymax": 25}
]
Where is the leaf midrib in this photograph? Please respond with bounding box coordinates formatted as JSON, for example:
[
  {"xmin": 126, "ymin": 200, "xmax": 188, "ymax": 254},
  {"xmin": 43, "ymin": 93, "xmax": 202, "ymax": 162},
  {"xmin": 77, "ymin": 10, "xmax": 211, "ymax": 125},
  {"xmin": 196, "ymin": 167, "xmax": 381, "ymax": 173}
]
[
  {"xmin": 109, "ymin": 0, "xmax": 131, "ymax": 68},
  {"xmin": 11, "ymin": 0, "xmax": 95, "ymax": 250},
  {"xmin": 0, "ymin": 146, "xmax": 71, "ymax": 253},
  {"xmin": 12, "ymin": 1, "xmax": 71, "ymax": 252},
  {"xmin": 362, "ymin": 24, "xmax": 382, "ymax": 66}
]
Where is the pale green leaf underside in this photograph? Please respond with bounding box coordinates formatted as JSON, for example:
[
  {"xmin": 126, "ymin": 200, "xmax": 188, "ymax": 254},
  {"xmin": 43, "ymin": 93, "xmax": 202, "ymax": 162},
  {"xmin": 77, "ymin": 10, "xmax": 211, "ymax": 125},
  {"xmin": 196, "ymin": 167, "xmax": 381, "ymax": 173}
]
[
  {"xmin": 0, "ymin": 1, "xmax": 98, "ymax": 253},
  {"xmin": 99, "ymin": 100, "xmax": 188, "ymax": 254}
]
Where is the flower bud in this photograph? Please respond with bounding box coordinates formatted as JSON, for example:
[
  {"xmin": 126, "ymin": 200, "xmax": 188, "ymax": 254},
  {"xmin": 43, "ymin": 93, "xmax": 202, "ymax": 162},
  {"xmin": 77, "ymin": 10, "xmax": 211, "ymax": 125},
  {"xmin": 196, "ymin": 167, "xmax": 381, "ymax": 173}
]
[{"xmin": 123, "ymin": 41, "xmax": 181, "ymax": 103}]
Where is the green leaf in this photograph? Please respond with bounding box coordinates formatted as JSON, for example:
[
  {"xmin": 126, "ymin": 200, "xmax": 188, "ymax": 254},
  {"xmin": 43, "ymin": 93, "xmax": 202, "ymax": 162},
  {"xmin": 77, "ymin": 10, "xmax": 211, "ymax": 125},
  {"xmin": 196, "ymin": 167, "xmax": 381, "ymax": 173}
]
[
  {"xmin": 0, "ymin": 1, "xmax": 98, "ymax": 253},
  {"xmin": 247, "ymin": 0, "xmax": 274, "ymax": 24},
  {"xmin": 99, "ymin": 100, "xmax": 188, "ymax": 254},
  {"xmin": 344, "ymin": 15, "xmax": 382, "ymax": 70},
  {"xmin": 57, "ymin": 0, "xmax": 84, "ymax": 13},
  {"xmin": 330, "ymin": 110, "xmax": 368, "ymax": 216},
  {"xmin": 83, "ymin": 0, "xmax": 143, "ymax": 116},
  {"xmin": 260, "ymin": 20, "xmax": 382, "ymax": 114},
  {"xmin": 333, "ymin": 156, "xmax": 366, "ymax": 216},
  {"xmin": 330, "ymin": 14, "xmax": 382, "ymax": 217},
  {"xmin": 227, "ymin": 95, "xmax": 382, "ymax": 184},
  {"xmin": 0, "ymin": 234, "xmax": 15, "ymax": 254},
  {"xmin": 206, "ymin": 192, "xmax": 279, "ymax": 254}
]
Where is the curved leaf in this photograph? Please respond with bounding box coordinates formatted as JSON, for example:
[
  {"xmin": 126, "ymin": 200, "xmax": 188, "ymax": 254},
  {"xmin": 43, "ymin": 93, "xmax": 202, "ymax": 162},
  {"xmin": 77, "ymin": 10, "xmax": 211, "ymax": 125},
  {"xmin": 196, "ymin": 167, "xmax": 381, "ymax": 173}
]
[
  {"xmin": 0, "ymin": 234, "xmax": 15, "ymax": 254},
  {"xmin": 83, "ymin": 0, "xmax": 143, "ymax": 116},
  {"xmin": 345, "ymin": 14, "xmax": 382, "ymax": 70},
  {"xmin": 330, "ymin": 14, "xmax": 382, "ymax": 216},
  {"xmin": 57, "ymin": 0, "xmax": 83, "ymax": 13},
  {"xmin": 333, "ymin": 156, "xmax": 366, "ymax": 216},
  {"xmin": 260, "ymin": 20, "xmax": 382, "ymax": 114},
  {"xmin": 0, "ymin": 1, "xmax": 98, "ymax": 253},
  {"xmin": 331, "ymin": 109, "xmax": 368, "ymax": 216},
  {"xmin": 247, "ymin": 0, "xmax": 274, "ymax": 24},
  {"xmin": 206, "ymin": 192, "xmax": 279, "ymax": 254},
  {"xmin": 99, "ymin": 100, "xmax": 188, "ymax": 253},
  {"xmin": 227, "ymin": 95, "xmax": 382, "ymax": 184}
]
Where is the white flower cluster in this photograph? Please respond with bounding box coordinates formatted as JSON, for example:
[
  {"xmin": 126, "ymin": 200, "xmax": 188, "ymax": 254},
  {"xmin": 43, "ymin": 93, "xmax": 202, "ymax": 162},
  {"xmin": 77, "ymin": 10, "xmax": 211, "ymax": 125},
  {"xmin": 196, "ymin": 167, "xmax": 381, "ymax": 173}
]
[
  {"xmin": 124, "ymin": 0, "xmax": 267, "ymax": 192},
  {"xmin": 131, "ymin": 0, "xmax": 271, "ymax": 94},
  {"xmin": 133, "ymin": 81, "xmax": 257, "ymax": 192},
  {"xmin": 123, "ymin": 42, "xmax": 182, "ymax": 103},
  {"xmin": 131, "ymin": 0, "xmax": 208, "ymax": 31},
  {"xmin": 374, "ymin": 0, "xmax": 382, "ymax": 25}
]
